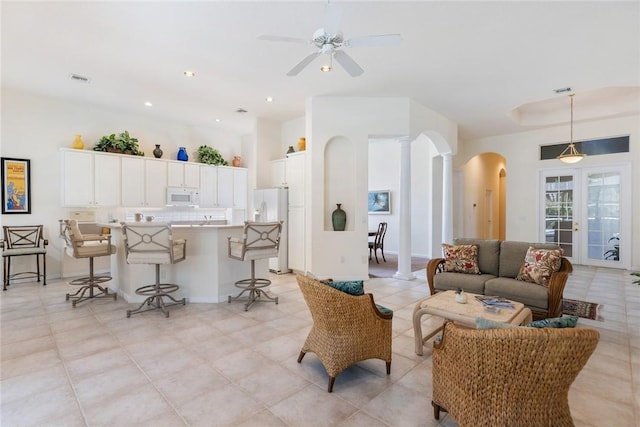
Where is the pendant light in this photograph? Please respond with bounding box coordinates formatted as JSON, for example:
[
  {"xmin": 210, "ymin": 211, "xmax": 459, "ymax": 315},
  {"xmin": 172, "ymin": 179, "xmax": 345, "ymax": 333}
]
[{"xmin": 558, "ymin": 93, "xmax": 585, "ymax": 163}]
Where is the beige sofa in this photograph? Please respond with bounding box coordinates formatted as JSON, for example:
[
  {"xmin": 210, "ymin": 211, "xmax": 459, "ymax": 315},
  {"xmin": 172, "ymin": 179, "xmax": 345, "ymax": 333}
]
[{"xmin": 426, "ymin": 238, "xmax": 572, "ymax": 320}]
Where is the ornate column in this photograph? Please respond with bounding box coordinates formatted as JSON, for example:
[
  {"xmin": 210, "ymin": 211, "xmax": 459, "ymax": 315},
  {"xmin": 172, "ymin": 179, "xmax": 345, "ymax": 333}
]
[
  {"xmin": 394, "ymin": 137, "xmax": 415, "ymax": 281},
  {"xmin": 442, "ymin": 153, "xmax": 453, "ymax": 244}
]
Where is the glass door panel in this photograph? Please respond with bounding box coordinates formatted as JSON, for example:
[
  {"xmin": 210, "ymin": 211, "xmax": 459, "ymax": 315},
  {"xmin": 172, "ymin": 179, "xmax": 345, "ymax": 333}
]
[
  {"xmin": 585, "ymin": 170, "xmax": 624, "ymax": 266},
  {"xmin": 544, "ymin": 174, "xmax": 574, "ymax": 257}
]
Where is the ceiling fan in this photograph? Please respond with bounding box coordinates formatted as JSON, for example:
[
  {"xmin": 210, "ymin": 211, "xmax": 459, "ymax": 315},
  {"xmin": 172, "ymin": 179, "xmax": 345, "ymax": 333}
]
[{"xmin": 258, "ymin": 2, "xmax": 401, "ymax": 77}]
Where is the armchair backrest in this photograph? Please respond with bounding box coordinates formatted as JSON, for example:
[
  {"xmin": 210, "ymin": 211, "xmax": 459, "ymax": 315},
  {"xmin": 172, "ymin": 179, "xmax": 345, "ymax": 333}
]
[
  {"xmin": 296, "ymin": 274, "xmax": 384, "ymax": 329},
  {"xmin": 3, "ymin": 225, "xmax": 44, "ymax": 250},
  {"xmin": 433, "ymin": 321, "xmax": 599, "ymax": 426},
  {"xmin": 121, "ymin": 222, "xmax": 183, "ymax": 264}
]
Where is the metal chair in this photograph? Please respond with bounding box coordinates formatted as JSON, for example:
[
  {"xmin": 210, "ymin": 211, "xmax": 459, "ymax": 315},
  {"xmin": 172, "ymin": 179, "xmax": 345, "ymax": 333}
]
[
  {"xmin": 227, "ymin": 221, "xmax": 282, "ymax": 311},
  {"xmin": 121, "ymin": 222, "xmax": 186, "ymax": 318},
  {"xmin": 62, "ymin": 219, "xmax": 117, "ymax": 306},
  {"xmin": 368, "ymin": 222, "xmax": 387, "ymax": 263},
  {"xmin": 2, "ymin": 225, "xmax": 47, "ymax": 290}
]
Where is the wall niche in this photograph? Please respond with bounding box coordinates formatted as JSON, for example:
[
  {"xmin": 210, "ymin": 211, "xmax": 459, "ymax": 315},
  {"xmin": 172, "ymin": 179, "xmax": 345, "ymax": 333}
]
[{"xmin": 324, "ymin": 136, "xmax": 355, "ymax": 231}]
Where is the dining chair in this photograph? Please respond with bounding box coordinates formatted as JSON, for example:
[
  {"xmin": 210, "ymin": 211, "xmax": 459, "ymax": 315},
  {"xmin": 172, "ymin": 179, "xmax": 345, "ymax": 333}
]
[{"xmin": 369, "ymin": 222, "xmax": 387, "ymax": 263}]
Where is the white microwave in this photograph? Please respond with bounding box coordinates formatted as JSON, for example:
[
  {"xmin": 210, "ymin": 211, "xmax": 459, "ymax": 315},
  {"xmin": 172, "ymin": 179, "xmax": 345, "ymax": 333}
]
[{"xmin": 166, "ymin": 187, "xmax": 200, "ymax": 206}]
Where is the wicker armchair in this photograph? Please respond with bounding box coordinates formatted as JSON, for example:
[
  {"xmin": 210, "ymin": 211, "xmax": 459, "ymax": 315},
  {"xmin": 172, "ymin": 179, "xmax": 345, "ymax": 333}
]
[
  {"xmin": 296, "ymin": 274, "xmax": 393, "ymax": 392},
  {"xmin": 432, "ymin": 322, "xmax": 599, "ymax": 427}
]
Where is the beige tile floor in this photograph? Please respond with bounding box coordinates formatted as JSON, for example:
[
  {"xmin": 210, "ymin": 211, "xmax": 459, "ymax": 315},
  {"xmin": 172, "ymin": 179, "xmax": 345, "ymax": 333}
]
[{"xmin": 1, "ymin": 265, "xmax": 638, "ymax": 426}]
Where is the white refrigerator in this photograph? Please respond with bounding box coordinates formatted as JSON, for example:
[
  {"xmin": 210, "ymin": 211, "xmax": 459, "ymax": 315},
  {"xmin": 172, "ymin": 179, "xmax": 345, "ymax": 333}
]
[{"xmin": 253, "ymin": 188, "xmax": 289, "ymax": 274}]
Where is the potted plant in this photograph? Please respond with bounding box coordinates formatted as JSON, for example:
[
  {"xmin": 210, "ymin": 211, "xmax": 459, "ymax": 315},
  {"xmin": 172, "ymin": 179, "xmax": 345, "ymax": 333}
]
[
  {"xmin": 93, "ymin": 131, "xmax": 144, "ymax": 156},
  {"xmin": 197, "ymin": 145, "xmax": 228, "ymax": 166}
]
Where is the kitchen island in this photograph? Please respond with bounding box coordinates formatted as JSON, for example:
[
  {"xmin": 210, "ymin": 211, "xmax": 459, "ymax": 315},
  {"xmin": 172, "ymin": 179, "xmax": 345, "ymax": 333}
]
[{"xmin": 107, "ymin": 223, "xmax": 268, "ymax": 303}]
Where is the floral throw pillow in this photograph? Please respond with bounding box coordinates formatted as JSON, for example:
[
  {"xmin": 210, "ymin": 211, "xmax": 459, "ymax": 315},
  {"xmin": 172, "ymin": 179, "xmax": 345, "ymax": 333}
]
[
  {"xmin": 516, "ymin": 246, "xmax": 563, "ymax": 287},
  {"xmin": 442, "ymin": 243, "xmax": 480, "ymax": 274}
]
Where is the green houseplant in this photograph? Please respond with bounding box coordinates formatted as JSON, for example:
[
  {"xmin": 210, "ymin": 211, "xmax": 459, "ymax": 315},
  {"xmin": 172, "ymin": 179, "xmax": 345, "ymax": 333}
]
[
  {"xmin": 197, "ymin": 145, "xmax": 228, "ymax": 166},
  {"xmin": 93, "ymin": 131, "xmax": 144, "ymax": 156}
]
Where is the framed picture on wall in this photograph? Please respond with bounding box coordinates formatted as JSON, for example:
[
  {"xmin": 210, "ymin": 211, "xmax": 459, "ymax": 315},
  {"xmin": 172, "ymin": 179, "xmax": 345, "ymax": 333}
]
[
  {"xmin": 368, "ymin": 190, "xmax": 391, "ymax": 214},
  {"xmin": 1, "ymin": 157, "xmax": 31, "ymax": 214}
]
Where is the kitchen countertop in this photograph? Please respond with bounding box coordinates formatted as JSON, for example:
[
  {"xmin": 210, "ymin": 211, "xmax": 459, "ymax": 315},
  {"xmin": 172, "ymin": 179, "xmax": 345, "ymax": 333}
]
[{"xmin": 100, "ymin": 221, "xmax": 242, "ymax": 229}]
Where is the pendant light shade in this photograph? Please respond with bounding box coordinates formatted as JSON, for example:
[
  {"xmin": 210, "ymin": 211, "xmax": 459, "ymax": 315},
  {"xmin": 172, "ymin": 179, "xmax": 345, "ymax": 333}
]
[{"xmin": 558, "ymin": 93, "xmax": 585, "ymax": 163}]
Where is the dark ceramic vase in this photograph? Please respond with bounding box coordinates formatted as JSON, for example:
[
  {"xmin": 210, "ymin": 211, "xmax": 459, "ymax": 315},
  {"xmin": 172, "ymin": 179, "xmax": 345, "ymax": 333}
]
[
  {"xmin": 177, "ymin": 146, "xmax": 188, "ymax": 161},
  {"xmin": 332, "ymin": 204, "xmax": 346, "ymax": 231},
  {"xmin": 153, "ymin": 144, "xmax": 163, "ymax": 158}
]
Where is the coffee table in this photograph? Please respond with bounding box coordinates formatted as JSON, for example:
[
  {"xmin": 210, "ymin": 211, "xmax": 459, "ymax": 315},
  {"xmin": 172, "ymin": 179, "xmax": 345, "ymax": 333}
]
[{"xmin": 413, "ymin": 290, "xmax": 532, "ymax": 355}]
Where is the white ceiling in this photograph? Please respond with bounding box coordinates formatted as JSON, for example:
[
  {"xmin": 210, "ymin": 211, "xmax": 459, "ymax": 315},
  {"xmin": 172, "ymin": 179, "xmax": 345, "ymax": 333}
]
[{"xmin": 2, "ymin": 1, "xmax": 639, "ymax": 140}]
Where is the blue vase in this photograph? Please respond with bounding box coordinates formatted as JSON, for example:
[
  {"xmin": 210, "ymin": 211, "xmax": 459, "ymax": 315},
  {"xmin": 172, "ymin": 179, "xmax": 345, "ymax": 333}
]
[{"xmin": 177, "ymin": 147, "xmax": 188, "ymax": 161}]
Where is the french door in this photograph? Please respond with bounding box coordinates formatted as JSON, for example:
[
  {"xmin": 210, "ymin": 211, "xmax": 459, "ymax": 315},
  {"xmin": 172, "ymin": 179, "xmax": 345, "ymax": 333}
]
[{"xmin": 540, "ymin": 164, "xmax": 631, "ymax": 269}]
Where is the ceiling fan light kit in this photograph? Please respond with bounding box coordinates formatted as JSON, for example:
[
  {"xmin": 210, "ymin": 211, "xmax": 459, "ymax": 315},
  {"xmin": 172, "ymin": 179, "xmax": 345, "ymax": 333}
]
[
  {"xmin": 558, "ymin": 93, "xmax": 585, "ymax": 164},
  {"xmin": 259, "ymin": 2, "xmax": 400, "ymax": 77}
]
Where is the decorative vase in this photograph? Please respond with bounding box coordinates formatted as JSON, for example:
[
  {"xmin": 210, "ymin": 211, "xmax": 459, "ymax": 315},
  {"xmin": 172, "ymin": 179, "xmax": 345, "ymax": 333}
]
[
  {"xmin": 455, "ymin": 290, "xmax": 468, "ymax": 304},
  {"xmin": 177, "ymin": 146, "xmax": 188, "ymax": 161},
  {"xmin": 332, "ymin": 204, "xmax": 346, "ymax": 231},
  {"xmin": 297, "ymin": 137, "xmax": 306, "ymax": 151},
  {"xmin": 286, "ymin": 146, "xmax": 295, "ymax": 155},
  {"xmin": 232, "ymin": 156, "xmax": 241, "ymax": 167},
  {"xmin": 72, "ymin": 134, "xmax": 84, "ymax": 149},
  {"xmin": 153, "ymin": 144, "xmax": 163, "ymax": 158}
]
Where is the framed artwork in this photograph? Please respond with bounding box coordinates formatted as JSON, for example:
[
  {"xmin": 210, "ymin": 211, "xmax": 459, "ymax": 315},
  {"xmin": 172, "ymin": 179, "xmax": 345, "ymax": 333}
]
[
  {"xmin": 2, "ymin": 157, "xmax": 31, "ymax": 214},
  {"xmin": 368, "ymin": 190, "xmax": 391, "ymax": 214}
]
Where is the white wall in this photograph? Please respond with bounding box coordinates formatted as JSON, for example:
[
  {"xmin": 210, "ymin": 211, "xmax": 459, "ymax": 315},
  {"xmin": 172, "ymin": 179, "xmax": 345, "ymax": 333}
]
[
  {"xmin": 459, "ymin": 114, "xmax": 640, "ymax": 270},
  {"xmin": 1, "ymin": 88, "xmax": 245, "ymax": 279},
  {"xmin": 306, "ymin": 97, "xmax": 457, "ymax": 279}
]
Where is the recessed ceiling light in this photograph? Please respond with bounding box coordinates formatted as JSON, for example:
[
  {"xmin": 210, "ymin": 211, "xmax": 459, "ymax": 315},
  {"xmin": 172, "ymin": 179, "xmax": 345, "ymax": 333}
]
[
  {"xmin": 144, "ymin": 101, "xmax": 153, "ymax": 107},
  {"xmin": 265, "ymin": 96, "xmax": 273, "ymax": 102},
  {"xmin": 236, "ymin": 108, "xmax": 248, "ymax": 113},
  {"xmin": 183, "ymin": 70, "xmax": 196, "ymax": 77},
  {"xmin": 215, "ymin": 118, "xmax": 221, "ymax": 122}
]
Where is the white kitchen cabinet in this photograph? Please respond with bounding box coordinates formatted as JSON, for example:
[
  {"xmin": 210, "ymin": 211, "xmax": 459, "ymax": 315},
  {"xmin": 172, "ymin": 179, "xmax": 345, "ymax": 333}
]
[
  {"xmin": 288, "ymin": 206, "xmax": 305, "ymax": 272},
  {"xmin": 199, "ymin": 164, "xmax": 218, "ymax": 207},
  {"xmin": 285, "ymin": 152, "xmax": 305, "ymax": 272},
  {"xmin": 286, "ymin": 152, "xmax": 305, "ymax": 206},
  {"xmin": 270, "ymin": 159, "xmax": 286, "ymax": 187},
  {"xmin": 121, "ymin": 157, "xmax": 167, "ymax": 207},
  {"xmin": 217, "ymin": 167, "xmax": 234, "ymax": 207},
  {"xmin": 216, "ymin": 167, "xmax": 247, "ymax": 208},
  {"xmin": 93, "ymin": 153, "xmax": 120, "ymax": 206},
  {"xmin": 167, "ymin": 161, "xmax": 200, "ymax": 188},
  {"xmin": 60, "ymin": 149, "xmax": 120, "ymax": 207},
  {"xmin": 233, "ymin": 168, "xmax": 247, "ymax": 209}
]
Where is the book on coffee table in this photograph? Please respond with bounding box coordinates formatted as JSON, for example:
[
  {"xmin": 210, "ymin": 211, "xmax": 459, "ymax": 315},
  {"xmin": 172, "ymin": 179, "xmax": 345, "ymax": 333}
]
[{"xmin": 474, "ymin": 295, "xmax": 516, "ymax": 309}]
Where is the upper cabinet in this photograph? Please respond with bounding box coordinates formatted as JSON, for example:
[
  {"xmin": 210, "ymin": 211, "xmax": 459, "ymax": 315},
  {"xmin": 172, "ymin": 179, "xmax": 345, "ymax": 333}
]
[
  {"xmin": 198, "ymin": 165, "xmax": 218, "ymax": 208},
  {"xmin": 60, "ymin": 149, "xmax": 120, "ymax": 207},
  {"xmin": 286, "ymin": 152, "xmax": 305, "ymax": 207},
  {"xmin": 270, "ymin": 159, "xmax": 287, "ymax": 188},
  {"xmin": 167, "ymin": 161, "xmax": 200, "ymax": 188},
  {"xmin": 217, "ymin": 166, "xmax": 247, "ymax": 208},
  {"xmin": 121, "ymin": 157, "xmax": 167, "ymax": 207}
]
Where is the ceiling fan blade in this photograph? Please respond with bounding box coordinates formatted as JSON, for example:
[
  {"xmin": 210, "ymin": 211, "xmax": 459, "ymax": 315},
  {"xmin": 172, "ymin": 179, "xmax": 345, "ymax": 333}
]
[
  {"xmin": 286, "ymin": 51, "xmax": 321, "ymax": 76},
  {"xmin": 323, "ymin": 2, "xmax": 342, "ymax": 37},
  {"xmin": 344, "ymin": 34, "xmax": 402, "ymax": 48},
  {"xmin": 333, "ymin": 50, "xmax": 364, "ymax": 77},
  {"xmin": 258, "ymin": 34, "xmax": 309, "ymax": 44}
]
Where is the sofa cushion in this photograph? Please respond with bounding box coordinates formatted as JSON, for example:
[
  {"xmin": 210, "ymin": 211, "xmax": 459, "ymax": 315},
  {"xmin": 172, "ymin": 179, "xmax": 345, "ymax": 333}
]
[
  {"xmin": 476, "ymin": 317, "xmax": 530, "ymax": 330},
  {"xmin": 321, "ymin": 280, "xmax": 364, "ymax": 296},
  {"xmin": 499, "ymin": 241, "xmax": 561, "ymax": 278},
  {"xmin": 516, "ymin": 246, "xmax": 563, "ymax": 287},
  {"xmin": 442, "ymin": 243, "xmax": 480, "ymax": 274},
  {"xmin": 527, "ymin": 316, "xmax": 578, "ymax": 328},
  {"xmin": 434, "ymin": 272, "xmax": 494, "ymax": 294},
  {"xmin": 454, "ymin": 238, "xmax": 500, "ymax": 276},
  {"xmin": 484, "ymin": 277, "xmax": 548, "ymax": 310}
]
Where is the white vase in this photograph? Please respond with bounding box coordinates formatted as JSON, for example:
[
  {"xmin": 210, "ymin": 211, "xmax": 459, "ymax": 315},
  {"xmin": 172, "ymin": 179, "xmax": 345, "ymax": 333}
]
[{"xmin": 455, "ymin": 291, "xmax": 468, "ymax": 304}]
